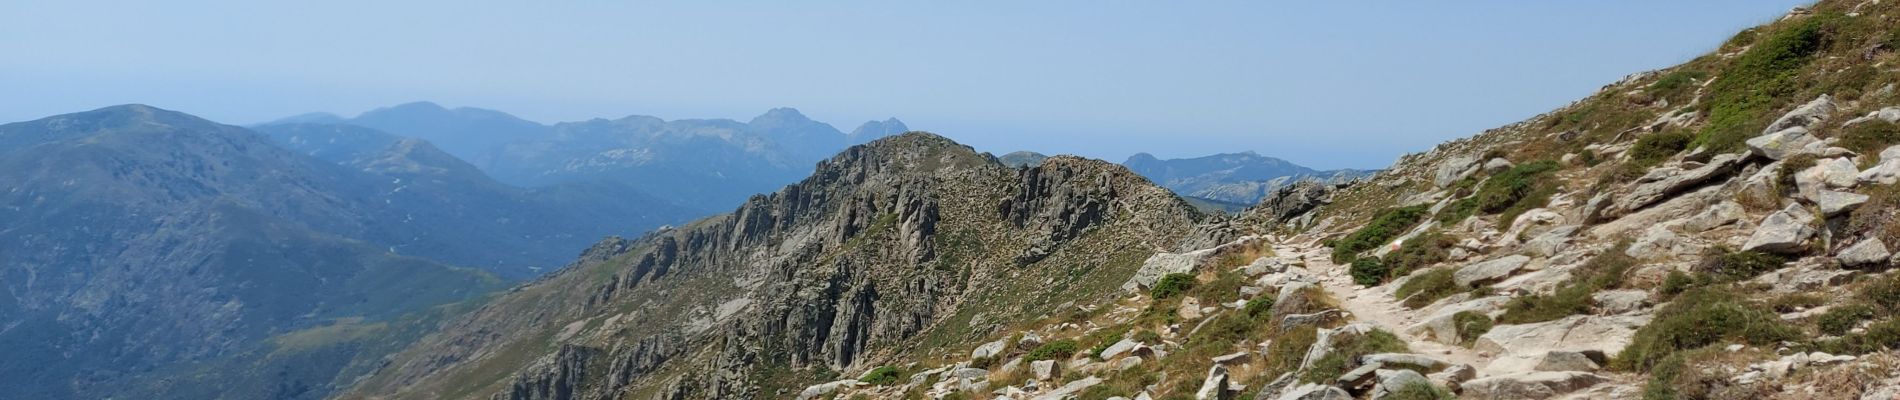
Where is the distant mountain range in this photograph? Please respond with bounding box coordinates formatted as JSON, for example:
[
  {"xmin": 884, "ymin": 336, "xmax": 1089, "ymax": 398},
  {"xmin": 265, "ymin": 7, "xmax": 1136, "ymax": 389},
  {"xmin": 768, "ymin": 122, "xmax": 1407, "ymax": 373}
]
[
  {"xmin": 265, "ymin": 102, "xmax": 910, "ymax": 208},
  {"xmin": 1001, "ymin": 150, "xmax": 1373, "ymax": 205}
]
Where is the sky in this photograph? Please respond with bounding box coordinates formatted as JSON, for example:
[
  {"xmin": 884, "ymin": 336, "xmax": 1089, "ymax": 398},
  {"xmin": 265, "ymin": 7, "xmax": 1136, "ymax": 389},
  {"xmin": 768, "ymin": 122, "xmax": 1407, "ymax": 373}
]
[{"xmin": 0, "ymin": 1, "xmax": 1809, "ymax": 169}]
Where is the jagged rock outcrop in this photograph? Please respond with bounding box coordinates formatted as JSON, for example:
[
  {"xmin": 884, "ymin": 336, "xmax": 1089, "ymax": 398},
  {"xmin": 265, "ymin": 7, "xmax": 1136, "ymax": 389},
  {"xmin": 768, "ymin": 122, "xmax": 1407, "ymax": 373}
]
[{"xmin": 344, "ymin": 133, "xmax": 1199, "ymax": 399}]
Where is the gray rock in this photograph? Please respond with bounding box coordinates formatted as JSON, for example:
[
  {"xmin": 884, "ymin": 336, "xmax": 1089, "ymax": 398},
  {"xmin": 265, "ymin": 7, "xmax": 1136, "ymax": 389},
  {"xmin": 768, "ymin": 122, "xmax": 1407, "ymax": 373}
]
[
  {"xmin": 1427, "ymin": 364, "xmax": 1478, "ymax": 391},
  {"xmin": 1764, "ymin": 94, "xmax": 1836, "ymax": 134},
  {"xmin": 1483, "ymin": 158, "xmax": 1515, "ymax": 174},
  {"xmin": 1680, "ymin": 201, "xmax": 1745, "ymax": 232},
  {"xmin": 1591, "ymin": 289, "xmax": 1649, "ymax": 315},
  {"xmin": 1533, "ymin": 351, "xmax": 1601, "ymax": 372},
  {"xmin": 795, "ymin": 379, "xmax": 860, "ymax": 400},
  {"xmin": 1275, "ymin": 383, "xmax": 1352, "ymax": 400},
  {"xmin": 1861, "ymin": 159, "xmax": 1900, "ymax": 185},
  {"xmin": 1460, "ymin": 371, "xmax": 1608, "ymax": 400},
  {"xmin": 1360, "ymin": 353, "xmax": 1448, "ymax": 370},
  {"xmin": 972, "ymin": 338, "xmax": 1008, "ymax": 359},
  {"xmin": 1116, "ymin": 356, "xmax": 1144, "ymax": 371},
  {"xmin": 1100, "ymin": 338, "xmax": 1141, "ymax": 360},
  {"xmin": 1124, "ymin": 247, "xmax": 1217, "ymax": 292},
  {"xmin": 1336, "ymin": 362, "xmax": 1384, "ymax": 390},
  {"xmin": 1212, "ymin": 351, "xmax": 1253, "ymax": 366},
  {"xmin": 1031, "ymin": 359, "xmax": 1058, "ymax": 380},
  {"xmin": 1031, "ymin": 376, "xmax": 1103, "ymax": 400},
  {"xmin": 1370, "ymin": 369, "xmax": 1432, "ymax": 400},
  {"xmin": 1840, "ymin": 239, "xmax": 1892, "ymax": 268},
  {"xmin": 1616, "ymin": 153, "xmax": 1747, "ymax": 213},
  {"xmin": 949, "ymin": 367, "xmax": 989, "ymax": 380},
  {"xmin": 1742, "ymin": 204, "xmax": 1817, "ymax": 254},
  {"xmin": 1748, "ymin": 126, "xmax": 1820, "ymax": 161},
  {"xmin": 1523, "ymin": 225, "xmax": 1580, "ymax": 257},
  {"xmin": 1885, "ymin": 144, "xmax": 1900, "ymax": 162},
  {"xmin": 1624, "ymin": 224, "xmax": 1688, "ymax": 260},
  {"xmin": 1270, "ymin": 282, "xmax": 1317, "ymax": 318},
  {"xmin": 1454, "ymin": 255, "xmax": 1533, "ymax": 287},
  {"xmin": 1196, "ymin": 365, "xmax": 1233, "ymax": 400},
  {"xmin": 1795, "ymin": 157, "xmax": 1859, "ymax": 198},
  {"xmin": 1813, "ymin": 190, "xmax": 1870, "ymax": 216},
  {"xmin": 1435, "ymin": 156, "xmax": 1481, "ymax": 188}
]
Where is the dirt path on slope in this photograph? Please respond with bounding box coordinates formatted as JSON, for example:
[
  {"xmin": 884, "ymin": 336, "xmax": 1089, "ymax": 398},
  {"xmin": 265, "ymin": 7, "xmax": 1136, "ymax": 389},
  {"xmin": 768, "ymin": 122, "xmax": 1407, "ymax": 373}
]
[{"xmin": 1271, "ymin": 242, "xmax": 1492, "ymax": 370}]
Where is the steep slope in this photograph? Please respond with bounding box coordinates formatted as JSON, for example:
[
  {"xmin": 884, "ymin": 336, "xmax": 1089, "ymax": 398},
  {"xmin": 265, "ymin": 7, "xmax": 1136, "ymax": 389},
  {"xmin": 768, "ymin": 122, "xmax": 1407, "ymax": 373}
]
[
  {"xmin": 341, "ymin": 132, "xmax": 1204, "ymax": 399},
  {"xmin": 258, "ymin": 123, "xmax": 701, "ymax": 276},
  {"xmin": 0, "ymin": 105, "xmax": 504, "ymax": 400},
  {"xmin": 1124, "ymin": 151, "xmax": 1374, "ymax": 204}
]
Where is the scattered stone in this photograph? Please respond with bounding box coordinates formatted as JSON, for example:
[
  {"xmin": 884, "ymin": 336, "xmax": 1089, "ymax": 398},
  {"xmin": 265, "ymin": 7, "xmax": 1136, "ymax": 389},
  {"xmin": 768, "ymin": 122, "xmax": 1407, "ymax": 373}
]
[
  {"xmin": 1795, "ymin": 157, "xmax": 1860, "ymax": 198},
  {"xmin": 1862, "ymin": 159, "xmax": 1900, "ymax": 185},
  {"xmin": 1427, "ymin": 364, "xmax": 1477, "ymax": 391},
  {"xmin": 1813, "ymin": 189, "xmax": 1870, "ymax": 216},
  {"xmin": 1483, "ymin": 158, "xmax": 1515, "ymax": 174},
  {"xmin": 1742, "ymin": 203, "xmax": 1817, "ymax": 254},
  {"xmin": 1212, "ymin": 351, "xmax": 1253, "ymax": 366},
  {"xmin": 1180, "ymin": 297, "xmax": 1205, "ymax": 320},
  {"xmin": 1460, "ymin": 371, "xmax": 1608, "ymax": 400},
  {"xmin": 1748, "ymin": 126, "xmax": 1820, "ymax": 161},
  {"xmin": 1533, "ymin": 350, "xmax": 1602, "ymax": 372},
  {"xmin": 1435, "ymin": 155, "xmax": 1482, "ymax": 188},
  {"xmin": 1522, "ymin": 225, "xmax": 1580, "ymax": 257},
  {"xmin": 1617, "ymin": 153, "xmax": 1747, "ymax": 213},
  {"xmin": 1624, "ymin": 224, "xmax": 1690, "ymax": 260},
  {"xmin": 972, "ymin": 338, "xmax": 1007, "ymax": 359},
  {"xmin": 1680, "ymin": 201, "xmax": 1745, "ymax": 232},
  {"xmin": 1017, "ymin": 331, "xmax": 1044, "ymax": 351},
  {"xmin": 1116, "ymin": 356, "xmax": 1144, "ymax": 371},
  {"xmin": 1591, "ymin": 290, "xmax": 1649, "ymax": 315},
  {"xmin": 1839, "ymin": 239, "xmax": 1892, "ymax": 268},
  {"xmin": 1101, "ymin": 338, "xmax": 1141, "ymax": 360},
  {"xmin": 1031, "ymin": 360, "xmax": 1058, "ymax": 380},
  {"xmin": 1360, "ymin": 353, "xmax": 1448, "ymax": 370},
  {"xmin": 1196, "ymin": 365, "xmax": 1232, "ymax": 400},
  {"xmin": 795, "ymin": 379, "xmax": 860, "ymax": 400},
  {"xmin": 1763, "ymin": 94, "xmax": 1836, "ymax": 134},
  {"xmin": 1370, "ymin": 369, "xmax": 1431, "ymax": 400},
  {"xmin": 1275, "ymin": 383, "xmax": 1352, "ymax": 400},
  {"xmin": 1031, "ymin": 376, "xmax": 1103, "ymax": 400},
  {"xmin": 1454, "ymin": 255, "xmax": 1533, "ymax": 287},
  {"xmin": 1337, "ymin": 362, "xmax": 1384, "ymax": 390}
]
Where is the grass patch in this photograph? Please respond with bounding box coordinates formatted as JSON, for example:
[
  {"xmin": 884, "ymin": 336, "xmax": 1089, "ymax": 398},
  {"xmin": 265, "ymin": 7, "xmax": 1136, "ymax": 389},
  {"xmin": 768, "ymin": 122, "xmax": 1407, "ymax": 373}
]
[
  {"xmin": 1452, "ymin": 311, "xmax": 1494, "ymax": 347},
  {"xmin": 1819, "ymin": 303, "xmax": 1876, "ymax": 335},
  {"xmin": 1692, "ymin": 247, "xmax": 1788, "ymax": 282},
  {"xmin": 1383, "ymin": 230, "xmax": 1454, "ymax": 279},
  {"xmin": 1846, "ymin": 184, "xmax": 1900, "ymax": 252},
  {"xmin": 1693, "ymin": 13, "xmax": 1831, "ymax": 152},
  {"xmin": 1151, "ymin": 273, "xmax": 1195, "ymax": 299},
  {"xmin": 1395, "ymin": 268, "xmax": 1461, "ymax": 309},
  {"xmin": 1838, "ymin": 121, "xmax": 1900, "ymax": 161},
  {"xmin": 1331, "ymin": 205, "xmax": 1430, "ymax": 263},
  {"xmin": 1262, "ymin": 326, "xmax": 1319, "ymax": 379},
  {"xmin": 860, "ymin": 366, "xmax": 902, "ymax": 385},
  {"xmin": 1350, "ymin": 258, "xmax": 1388, "ymax": 287},
  {"xmin": 1385, "ymin": 381, "xmax": 1456, "ymax": 400},
  {"xmin": 1496, "ymin": 246, "xmax": 1637, "ymax": 324},
  {"xmin": 1613, "ymin": 287, "xmax": 1799, "ymax": 372},
  {"xmin": 1299, "ymin": 329, "xmax": 1408, "ymax": 384},
  {"xmin": 1648, "ymin": 70, "xmax": 1709, "ymax": 104},
  {"xmin": 1026, "ymin": 339, "xmax": 1079, "ymax": 361},
  {"xmin": 1189, "ymin": 271, "xmax": 1245, "ymax": 305}
]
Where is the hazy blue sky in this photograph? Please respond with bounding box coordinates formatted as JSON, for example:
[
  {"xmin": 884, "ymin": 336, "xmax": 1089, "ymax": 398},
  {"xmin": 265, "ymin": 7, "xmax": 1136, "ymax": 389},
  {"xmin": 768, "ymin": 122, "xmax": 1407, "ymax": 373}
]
[{"xmin": 2, "ymin": 1, "xmax": 1806, "ymax": 169}]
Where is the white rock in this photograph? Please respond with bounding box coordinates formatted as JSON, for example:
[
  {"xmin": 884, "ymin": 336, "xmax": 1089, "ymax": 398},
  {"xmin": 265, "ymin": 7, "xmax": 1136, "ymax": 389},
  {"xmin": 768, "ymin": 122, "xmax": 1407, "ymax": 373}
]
[
  {"xmin": 1031, "ymin": 376, "xmax": 1103, "ymax": 400},
  {"xmin": 1454, "ymin": 255, "xmax": 1533, "ymax": 287},
  {"xmin": 1742, "ymin": 204, "xmax": 1817, "ymax": 254},
  {"xmin": 1591, "ymin": 289, "xmax": 1649, "ymax": 315},
  {"xmin": 1370, "ymin": 369, "xmax": 1432, "ymax": 400},
  {"xmin": 795, "ymin": 379, "xmax": 860, "ymax": 400},
  {"xmin": 1861, "ymin": 159, "xmax": 1900, "ymax": 185},
  {"xmin": 972, "ymin": 338, "xmax": 1008, "ymax": 359},
  {"xmin": 1748, "ymin": 126, "xmax": 1820, "ymax": 161},
  {"xmin": 1460, "ymin": 371, "xmax": 1608, "ymax": 400},
  {"xmin": 1795, "ymin": 157, "xmax": 1860, "ymax": 198},
  {"xmin": 1839, "ymin": 239, "xmax": 1892, "ymax": 268},
  {"xmin": 1681, "ymin": 201, "xmax": 1746, "ymax": 232},
  {"xmin": 1031, "ymin": 359, "xmax": 1058, "ymax": 380},
  {"xmin": 1765, "ymin": 94, "xmax": 1836, "ymax": 134},
  {"xmin": 1813, "ymin": 190, "xmax": 1870, "ymax": 216},
  {"xmin": 1475, "ymin": 315, "xmax": 1648, "ymax": 373},
  {"xmin": 1100, "ymin": 338, "xmax": 1141, "ymax": 360},
  {"xmin": 1276, "ymin": 383, "xmax": 1352, "ymax": 400},
  {"xmin": 1195, "ymin": 365, "xmax": 1231, "ymax": 400}
]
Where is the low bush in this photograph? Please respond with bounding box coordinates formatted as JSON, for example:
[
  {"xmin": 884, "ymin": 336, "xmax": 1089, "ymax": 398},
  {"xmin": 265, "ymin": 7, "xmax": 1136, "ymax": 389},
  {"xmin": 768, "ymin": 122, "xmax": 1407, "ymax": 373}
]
[
  {"xmin": 1300, "ymin": 329, "xmax": 1408, "ymax": 383},
  {"xmin": 1383, "ymin": 230, "xmax": 1454, "ymax": 278},
  {"xmin": 1151, "ymin": 273, "xmax": 1195, "ymax": 299},
  {"xmin": 1452, "ymin": 311, "xmax": 1494, "ymax": 347},
  {"xmin": 1332, "ymin": 205, "xmax": 1430, "ymax": 263},
  {"xmin": 1189, "ymin": 271, "xmax": 1245, "ymax": 304},
  {"xmin": 1243, "ymin": 296, "xmax": 1275, "ymax": 319},
  {"xmin": 1474, "ymin": 160, "xmax": 1561, "ymax": 215},
  {"xmin": 1395, "ymin": 269, "xmax": 1461, "ymax": 309},
  {"xmin": 1647, "ymin": 70, "xmax": 1709, "ymax": 104},
  {"xmin": 861, "ymin": 366, "xmax": 902, "ymax": 385},
  {"xmin": 1132, "ymin": 329, "xmax": 1162, "ymax": 345},
  {"xmin": 1084, "ymin": 328, "xmax": 1128, "ymax": 360},
  {"xmin": 1350, "ymin": 258, "xmax": 1389, "ymax": 286},
  {"xmin": 1629, "ymin": 130, "xmax": 1694, "ymax": 164},
  {"xmin": 1262, "ymin": 326, "xmax": 1319, "ymax": 378},
  {"xmin": 1614, "ymin": 287, "xmax": 1799, "ymax": 372},
  {"xmin": 1693, "ymin": 247, "xmax": 1788, "ymax": 282},
  {"xmin": 1819, "ymin": 303, "xmax": 1876, "ymax": 335},
  {"xmin": 1767, "ymin": 293, "xmax": 1826, "ymax": 313},
  {"xmin": 1497, "ymin": 247, "xmax": 1636, "ymax": 324},
  {"xmin": 1384, "ymin": 381, "xmax": 1456, "ymax": 400},
  {"xmin": 1694, "ymin": 13, "xmax": 1830, "ymax": 153},
  {"xmin": 1658, "ymin": 271, "xmax": 1698, "ymax": 299},
  {"xmin": 1846, "ymin": 184, "xmax": 1900, "ymax": 249},
  {"xmin": 1025, "ymin": 339, "xmax": 1079, "ymax": 361}
]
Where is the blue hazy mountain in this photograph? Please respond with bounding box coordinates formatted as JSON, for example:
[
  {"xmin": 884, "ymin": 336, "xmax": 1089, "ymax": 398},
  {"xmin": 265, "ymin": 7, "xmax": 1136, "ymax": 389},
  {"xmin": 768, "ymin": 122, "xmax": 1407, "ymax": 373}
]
[{"xmin": 1122, "ymin": 151, "xmax": 1373, "ymax": 204}]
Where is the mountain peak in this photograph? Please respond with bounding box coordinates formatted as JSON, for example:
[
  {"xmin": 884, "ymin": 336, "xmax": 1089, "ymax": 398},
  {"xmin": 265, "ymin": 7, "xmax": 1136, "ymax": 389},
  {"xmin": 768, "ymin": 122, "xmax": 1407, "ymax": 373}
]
[
  {"xmin": 750, "ymin": 107, "xmax": 812, "ymax": 123},
  {"xmin": 847, "ymin": 117, "xmax": 909, "ymax": 145}
]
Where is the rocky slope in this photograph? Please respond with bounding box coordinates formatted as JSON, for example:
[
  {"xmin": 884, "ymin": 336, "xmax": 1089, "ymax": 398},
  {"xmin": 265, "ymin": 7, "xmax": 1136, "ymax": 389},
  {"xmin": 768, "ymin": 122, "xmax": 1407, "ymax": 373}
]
[
  {"xmin": 338, "ymin": 133, "xmax": 1205, "ymax": 399},
  {"xmin": 572, "ymin": 2, "xmax": 1900, "ymax": 399}
]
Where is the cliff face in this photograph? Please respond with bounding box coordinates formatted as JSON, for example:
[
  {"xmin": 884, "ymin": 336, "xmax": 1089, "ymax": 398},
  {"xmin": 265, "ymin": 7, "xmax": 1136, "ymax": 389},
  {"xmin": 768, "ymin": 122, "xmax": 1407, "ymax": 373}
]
[{"xmin": 343, "ymin": 133, "xmax": 1201, "ymax": 399}]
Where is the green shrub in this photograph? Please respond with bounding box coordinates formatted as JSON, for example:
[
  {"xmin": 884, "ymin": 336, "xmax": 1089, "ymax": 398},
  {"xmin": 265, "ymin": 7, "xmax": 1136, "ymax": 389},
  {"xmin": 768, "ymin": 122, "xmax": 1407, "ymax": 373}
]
[
  {"xmin": 1189, "ymin": 271, "xmax": 1245, "ymax": 304},
  {"xmin": 1452, "ymin": 311, "xmax": 1494, "ymax": 347},
  {"xmin": 1332, "ymin": 205, "xmax": 1430, "ymax": 263},
  {"xmin": 1243, "ymin": 296, "xmax": 1275, "ymax": 319},
  {"xmin": 1434, "ymin": 198, "xmax": 1478, "ymax": 224},
  {"xmin": 1151, "ymin": 273, "xmax": 1196, "ymax": 299},
  {"xmin": 1659, "ymin": 271, "xmax": 1698, "ymax": 299},
  {"xmin": 1384, "ymin": 381, "xmax": 1455, "ymax": 400},
  {"xmin": 1629, "ymin": 130, "xmax": 1694, "ymax": 164},
  {"xmin": 1026, "ymin": 339, "xmax": 1079, "ymax": 361},
  {"xmin": 1083, "ymin": 328, "xmax": 1128, "ymax": 360},
  {"xmin": 1694, "ymin": 14, "xmax": 1830, "ymax": 152},
  {"xmin": 1396, "ymin": 269, "xmax": 1461, "ymax": 309},
  {"xmin": 1839, "ymin": 121, "xmax": 1900, "ymax": 163},
  {"xmin": 1694, "ymin": 247, "xmax": 1788, "ymax": 282},
  {"xmin": 1384, "ymin": 230, "xmax": 1454, "ymax": 278},
  {"xmin": 1816, "ymin": 318, "xmax": 1900, "ymax": 355},
  {"xmin": 861, "ymin": 366, "xmax": 902, "ymax": 385},
  {"xmin": 1497, "ymin": 247, "xmax": 1636, "ymax": 324},
  {"xmin": 1648, "ymin": 70, "xmax": 1709, "ymax": 103},
  {"xmin": 1819, "ymin": 303, "xmax": 1876, "ymax": 335},
  {"xmin": 1132, "ymin": 329, "xmax": 1162, "ymax": 344},
  {"xmin": 1474, "ymin": 161, "xmax": 1561, "ymax": 214},
  {"xmin": 1767, "ymin": 293, "xmax": 1826, "ymax": 313},
  {"xmin": 1613, "ymin": 288, "xmax": 1799, "ymax": 372},
  {"xmin": 1350, "ymin": 258, "xmax": 1389, "ymax": 286},
  {"xmin": 1263, "ymin": 326, "xmax": 1318, "ymax": 378},
  {"xmin": 1299, "ymin": 329, "xmax": 1408, "ymax": 383}
]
